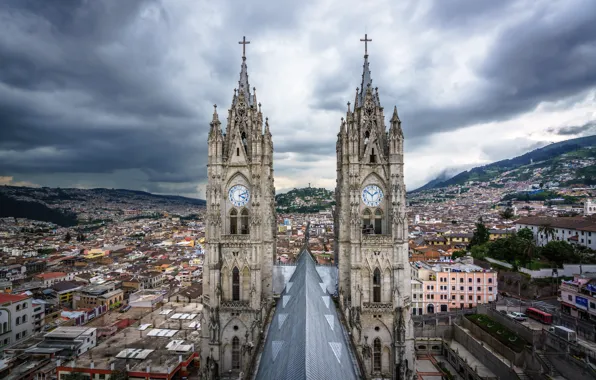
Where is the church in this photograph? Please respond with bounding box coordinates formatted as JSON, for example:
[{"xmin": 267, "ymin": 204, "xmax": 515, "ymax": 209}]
[{"xmin": 200, "ymin": 35, "xmax": 415, "ymax": 380}]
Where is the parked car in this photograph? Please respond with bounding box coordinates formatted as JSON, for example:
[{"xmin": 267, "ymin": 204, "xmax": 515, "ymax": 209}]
[
  {"xmin": 499, "ymin": 309, "xmax": 508, "ymax": 315},
  {"xmin": 500, "ymin": 291, "xmax": 511, "ymax": 297},
  {"xmin": 507, "ymin": 312, "xmax": 527, "ymax": 321},
  {"xmin": 549, "ymin": 326, "xmax": 577, "ymax": 343},
  {"xmin": 120, "ymin": 305, "xmax": 131, "ymax": 313}
]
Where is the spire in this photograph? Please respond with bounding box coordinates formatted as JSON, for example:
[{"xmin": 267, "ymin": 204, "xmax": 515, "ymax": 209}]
[
  {"xmin": 390, "ymin": 106, "xmax": 403, "ymax": 136},
  {"xmin": 212, "ymin": 104, "xmax": 220, "ymax": 124},
  {"xmin": 359, "ymin": 33, "xmax": 378, "ymax": 106},
  {"xmin": 234, "ymin": 36, "xmax": 253, "ymax": 106}
]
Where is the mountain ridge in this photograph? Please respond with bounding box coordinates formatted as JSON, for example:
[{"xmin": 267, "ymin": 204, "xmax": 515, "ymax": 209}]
[{"xmin": 413, "ymin": 134, "xmax": 596, "ymax": 192}]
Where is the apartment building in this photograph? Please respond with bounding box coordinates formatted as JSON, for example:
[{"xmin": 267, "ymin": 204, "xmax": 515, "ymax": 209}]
[
  {"xmin": 411, "ymin": 262, "xmax": 498, "ymax": 315},
  {"xmin": 0, "ymin": 293, "xmax": 35, "ymax": 348},
  {"xmin": 73, "ymin": 282, "xmax": 124, "ymax": 309},
  {"xmin": 37, "ymin": 326, "xmax": 97, "ymax": 357},
  {"xmin": 559, "ymin": 273, "xmax": 596, "ymax": 322},
  {"xmin": 516, "ymin": 216, "xmax": 596, "ymax": 249},
  {"xmin": 35, "ymin": 272, "xmax": 74, "ymax": 287}
]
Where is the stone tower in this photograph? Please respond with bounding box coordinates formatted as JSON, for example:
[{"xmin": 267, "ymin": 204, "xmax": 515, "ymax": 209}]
[
  {"xmin": 335, "ymin": 35, "xmax": 415, "ymax": 379},
  {"xmin": 201, "ymin": 37, "xmax": 276, "ymax": 378}
]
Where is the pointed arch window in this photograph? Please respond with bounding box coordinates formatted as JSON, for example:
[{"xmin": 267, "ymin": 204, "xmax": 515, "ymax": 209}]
[
  {"xmin": 373, "ymin": 338, "xmax": 382, "ymax": 372},
  {"xmin": 232, "ymin": 336, "xmax": 241, "ymax": 370},
  {"xmin": 230, "ymin": 209, "xmax": 238, "ymax": 235},
  {"xmin": 232, "ymin": 267, "xmax": 240, "ymax": 301},
  {"xmin": 362, "ymin": 209, "xmax": 372, "ymax": 234},
  {"xmin": 241, "ymin": 132, "xmax": 248, "ymax": 154},
  {"xmin": 374, "ymin": 209, "xmax": 383, "ymax": 234},
  {"xmin": 370, "ymin": 147, "xmax": 377, "ymax": 163},
  {"xmin": 364, "ymin": 130, "xmax": 370, "ymax": 153},
  {"xmin": 240, "ymin": 209, "xmax": 249, "ymax": 234},
  {"xmin": 373, "ymin": 268, "xmax": 381, "ymax": 303}
]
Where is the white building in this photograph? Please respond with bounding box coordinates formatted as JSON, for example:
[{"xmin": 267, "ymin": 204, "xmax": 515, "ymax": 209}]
[
  {"xmin": 516, "ymin": 216, "xmax": 596, "ymax": 250},
  {"xmin": 0, "ymin": 293, "xmax": 35, "ymax": 349},
  {"xmin": 586, "ymin": 199, "xmax": 596, "ymax": 216},
  {"xmin": 39, "ymin": 327, "xmax": 97, "ymax": 357}
]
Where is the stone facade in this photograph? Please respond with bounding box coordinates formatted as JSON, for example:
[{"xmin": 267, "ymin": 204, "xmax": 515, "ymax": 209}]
[
  {"xmin": 335, "ymin": 47, "xmax": 416, "ymax": 379},
  {"xmin": 200, "ymin": 50, "xmax": 276, "ymax": 378}
]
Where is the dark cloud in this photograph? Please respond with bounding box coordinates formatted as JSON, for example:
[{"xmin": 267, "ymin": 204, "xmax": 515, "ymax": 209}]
[
  {"xmin": 1, "ymin": 0, "xmax": 595, "ymax": 195},
  {"xmin": 547, "ymin": 121, "xmax": 596, "ymax": 136}
]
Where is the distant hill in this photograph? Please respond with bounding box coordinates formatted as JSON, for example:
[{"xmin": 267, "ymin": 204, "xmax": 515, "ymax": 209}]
[
  {"xmin": 0, "ymin": 193, "xmax": 78, "ymax": 227},
  {"xmin": 0, "ymin": 186, "xmax": 205, "ymax": 225},
  {"xmin": 275, "ymin": 187, "xmax": 335, "ymax": 213},
  {"xmin": 413, "ymin": 134, "xmax": 596, "ymax": 192}
]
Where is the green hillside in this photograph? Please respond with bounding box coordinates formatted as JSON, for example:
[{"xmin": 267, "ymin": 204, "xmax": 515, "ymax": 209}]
[
  {"xmin": 414, "ymin": 134, "xmax": 596, "ymax": 191},
  {"xmin": 275, "ymin": 187, "xmax": 335, "ymax": 213}
]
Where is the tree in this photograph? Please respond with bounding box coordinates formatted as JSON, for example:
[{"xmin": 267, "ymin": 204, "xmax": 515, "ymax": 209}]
[
  {"xmin": 452, "ymin": 250, "xmax": 467, "ymax": 260},
  {"xmin": 470, "ymin": 244, "xmax": 489, "ymax": 259},
  {"xmin": 64, "ymin": 232, "xmax": 72, "ymax": 243},
  {"xmin": 538, "ymin": 223, "xmax": 556, "ymax": 243},
  {"xmin": 470, "ymin": 221, "xmax": 490, "ymax": 248},
  {"xmin": 541, "ymin": 241, "xmax": 575, "ymax": 268},
  {"xmin": 517, "ymin": 228, "xmax": 534, "ymax": 242},
  {"xmin": 500, "ymin": 207, "xmax": 515, "ymax": 220}
]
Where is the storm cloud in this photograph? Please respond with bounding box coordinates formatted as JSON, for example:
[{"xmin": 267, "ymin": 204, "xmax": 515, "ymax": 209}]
[{"xmin": 1, "ymin": 0, "xmax": 595, "ymax": 196}]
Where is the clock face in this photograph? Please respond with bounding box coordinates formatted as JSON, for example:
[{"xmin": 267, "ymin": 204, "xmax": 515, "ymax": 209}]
[
  {"xmin": 362, "ymin": 185, "xmax": 383, "ymax": 207},
  {"xmin": 229, "ymin": 185, "xmax": 250, "ymax": 207}
]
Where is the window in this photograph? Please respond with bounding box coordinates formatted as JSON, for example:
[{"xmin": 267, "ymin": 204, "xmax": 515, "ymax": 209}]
[
  {"xmin": 452, "ymin": 295, "xmax": 456, "ymax": 300},
  {"xmin": 460, "ymin": 295, "xmax": 464, "ymax": 300},
  {"xmin": 373, "ymin": 338, "xmax": 382, "ymax": 372},
  {"xmin": 232, "ymin": 336, "xmax": 241, "ymax": 370},
  {"xmin": 460, "ymin": 278, "xmax": 464, "ymax": 283},
  {"xmin": 373, "ymin": 268, "xmax": 381, "ymax": 303},
  {"xmin": 460, "ymin": 286, "xmax": 464, "ymax": 291},
  {"xmin": 477, "ymin": 278, "xmax": 481, "ymax": 283},
  {"xmin": 452, "ymin": 278, "xmax": 455, "ymax": 282},
  {"xmin": 374, "ymin": 209, "xmax": 383, "ymax": 234},
  {"xmin": 488, "ymin": 278, "xmax": 493, "ymax": 283},
  {"xmin": 370, "ymin": 148, "xmax": 377, "ymax": 164},
  {"xmin": 488, "ymin": 287, "xmax": 492, "ymax": 291},
  {"xmin": 230, "ymin": 209, "xmax": 238, "ymax": 234},
  {"xmin": 236, "ymin": 147, "xmax": 240, "ymax": 156},
  {"xmin": 468, "ymin": 278, "xmax": 472, "ymax": 283},
  {"xmin": 590, "ymin": 302, "xmax": 596, "ymax": 309},
  {"xmin": 240, "ymin": 209, "xmax": 249, "ymax": 234},
  {"xmin": 477, "ymin": 287, "xmax": 481, "ymax": 291},
  {"xmin": 362, "ymin": 209, "xmax": 371, "ymax": 232},
  {"xmin": 232, "ymin": 267, "xmax": 240, "ymax": 301},
  {"xmin": 15, "ymin": 332, "xmax": 20, "ymax": 340},
  {"xmin": 22, "ymin": 315, "xmax": 27, "ymax": 323},
  {"xmin": 468, "ymin": 287, "xmax": 472, "ymax": 291},
  {"xmin": 452, "ymin": 286, "xmax": 455, "ymax": 291},
  {"xmin": 22, "ymin": 303, "xmax": 27, "ymax": 309},
  {"xmin": 16, "ymin": 317, "xmax": 20, "ymax": 325},
  {"xmin": 469, "ymin": 295, "xmax": 473, "ymax": 301},
  {"xmin": 477, "ymin": 296, "xmax": 481, "ymax": 301},
  {"xmin": 16, "ymin": 305, "xmax": 20, "ymax": 311},
  {"xmin": 568, "ymin": 295, "xmax": 573, "ymax": 301}
]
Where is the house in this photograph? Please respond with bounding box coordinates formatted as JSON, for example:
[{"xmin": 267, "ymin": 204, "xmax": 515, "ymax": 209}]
[
  {"xmin": 50, "ymin": 281, "xmax": 84, "ymax": 305},
  {"xmin": 516, "ymin": 216, "xmax": 596, "ymax": 249},
  {"xmin": 0, "ymin": 293, "xmax": 35, "ymax": 349},
  {"xmin": 35, "ymin": 272, "xmax": 73, "ymax": 287}
]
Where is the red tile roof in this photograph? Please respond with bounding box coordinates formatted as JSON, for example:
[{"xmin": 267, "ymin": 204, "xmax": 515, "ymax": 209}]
[
  {"xmin": 0, "ymin": 293, "xmax": 29, "ymax": 303},
  {"xmin": 36, "ymin": 272, "xmax": 67, "ymax": 280}
]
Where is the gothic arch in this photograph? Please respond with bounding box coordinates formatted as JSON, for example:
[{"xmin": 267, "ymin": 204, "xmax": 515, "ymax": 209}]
[
  {"xmin": 221, "ymin": 266, "xmax": 229, "ymax": 298},
  {"xmin": 383, "ymin": 268, "xmax": 391, "ymax": 302},
  {"xmin": 373, "ymin": 268, "xmax": 381, "ymax": 303},
  {"xmin": 221, "ymin": 316, "xmax": 248, "ymax": 333},
  {"xmin": 229, "ymin": 208, "xmax": 238, "ymax": 234},
  {"xmin": 360, "ymin": 172, "xmax": 386, "ymax": 190},
  {"xmin": 240, "ymin": 208, "xmax": 250, "ymax": 234},
  {"xmin": 372, "ymin": 337, "xmax": 382, "ymax": 372},
  {"xmin": 232, "ymin": 266, "xmax": 240, "ymax": 301},
  {"xmin": 242, "ymin": 266, "xmax": 250, "ymax": 301},
  {"xmin": 226, "ymin": 172, "xmax": 250, "ymax": 190}
]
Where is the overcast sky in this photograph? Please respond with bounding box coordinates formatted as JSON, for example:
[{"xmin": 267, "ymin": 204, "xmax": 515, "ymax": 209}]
[{"xmin": 1, "ymin": 0, "xmax": 596, "ymax": 198}]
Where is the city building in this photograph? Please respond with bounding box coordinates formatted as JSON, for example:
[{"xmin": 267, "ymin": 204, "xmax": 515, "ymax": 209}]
[
  {"xmin": 0, "ymin": 293, "xmax": 34, "ymax": 349},
  {"xmin": 516, "ymin": 216, "xmax": 596, "ymax": 249},
  {"xmin": 36, "ymin": 326, "xmax": 97, "ymax": 357},
  {"xmin": 411, "ymin": 262, "xmax": 498, "ymax": 315},
  {"xmin": 73, "ymin": 282, "xmax": 123, "ymax": 309},
  {"xmin": 35, "ymin": 272, "xmax": 72, "ymax": 287},
  {"xmin": 559, "ymin": 273, "xmax": 596, "ymax": 322}
]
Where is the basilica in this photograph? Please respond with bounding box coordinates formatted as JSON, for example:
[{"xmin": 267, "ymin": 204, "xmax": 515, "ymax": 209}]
[{"xmin": 200, "ymin": 36, "xmax": 415, "ymax": 380}]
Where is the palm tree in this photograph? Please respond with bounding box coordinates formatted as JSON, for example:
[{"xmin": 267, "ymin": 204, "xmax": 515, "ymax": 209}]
[{"xmin": 538, "ymin": 223, "xmax": 555, "ymax": 244}]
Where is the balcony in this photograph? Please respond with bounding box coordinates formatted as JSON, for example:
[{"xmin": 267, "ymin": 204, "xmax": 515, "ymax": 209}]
[
  {"xmin": 221, "ymin": 300, "xmax": 251, "ymax": 310},
  {"xmin": 363, "ymin": 302, "xmax": 392, "ymax": 313},
  {"xmin": 361, "ymin": 235, "xmax": 393, "ymax": 246}
]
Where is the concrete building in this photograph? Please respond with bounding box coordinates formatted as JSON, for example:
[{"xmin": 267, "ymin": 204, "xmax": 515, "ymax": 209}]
[
  {"xmin": 35, "ymin": 272, "xmax": 73, "ymax": 287},
  {"xmin": 0, "ymin": 293, "xmax": 35, "ymax": 349},
  {"xmin": 73, "ymin": 282, "xmax": 123, "ymax": 309},
  {"xmin": 559, "ymin": 273, "xmax": 596, "ymax": 322},
  {"xmin": 37, "ymin": 326, "xmax": 97, "ymax": 357},
  {"xmin": 584, "ymin": 199, "xmax": 595, "ymax": 216},
  {"xmin": 411, "ymin": 262, "xmax": 498, "ymax": 315},
  {"xmin": 334, "ymin": 35, "xmax": 415, "ymax": 378},
  {"xmin": 516, "ymin": 216, "xmax": 596, "ymax": 249},
  {"xmin": 128, "ymin": 289, "xmax": 164, "ymax": 308}
]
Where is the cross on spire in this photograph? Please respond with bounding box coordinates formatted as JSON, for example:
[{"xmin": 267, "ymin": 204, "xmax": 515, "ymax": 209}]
[
  {"xmin": 239, "ymin": 36, "xmax": 250, "ymax": 59},
  {"xmin": 360, "ymin": 33, "xmax": 372, "ymax": 56}
]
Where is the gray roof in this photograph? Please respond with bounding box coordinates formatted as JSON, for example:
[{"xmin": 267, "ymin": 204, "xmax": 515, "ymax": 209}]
[{"xmin": 255, "ymin": 248, "xmax": 359, "ymax": 380}]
